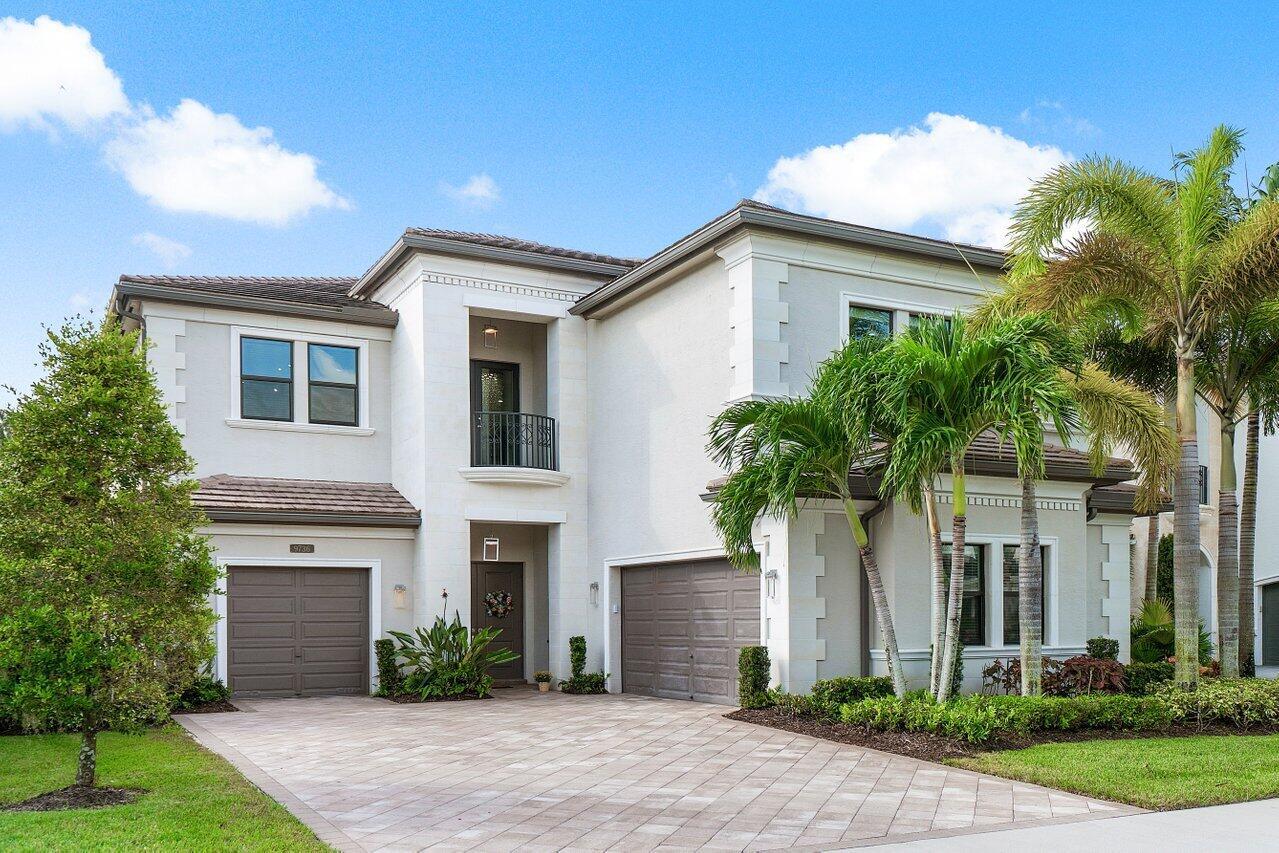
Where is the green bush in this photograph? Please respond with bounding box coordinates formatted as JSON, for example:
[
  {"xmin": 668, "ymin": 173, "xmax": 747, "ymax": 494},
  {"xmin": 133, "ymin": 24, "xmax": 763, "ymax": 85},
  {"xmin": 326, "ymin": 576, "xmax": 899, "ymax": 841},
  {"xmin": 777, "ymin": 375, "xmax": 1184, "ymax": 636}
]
[
  {"xmin": 569, "ymin": 635, "xmax": 586, "ymax": 680},
  {"xmin": 737, "ymin": 646, "xmax": 771, "ymax": 709},
  {"xmin": 560, "ymin": 636, "xmax": 607, "ymax": 694},
  {"xmin": 811, "ymin": 676, "xmax": 893, "ymax": 712},
  {"xmin": 1156, "ymin": 533, "xmax": 1174, "ymax": 603},
  {"xmin": 374, "ymin": 638, "xmax": 403, "ymax": 696},
  {"xmin": 172, "ymin": 675, "xmax": 229, "ymax": 712},
  {"xmin": 1086, "ymin": 637, "xmax": 1120, "ymax": 661},
  {"xmin": 533, "ymin": 670, "xmax": 552, "ymax": 684},
  {"xmin": 1154, "ymin": 678, "xmax": 1279, "ymax": 730},
  {"xmin": 389, "ymin": 613, "xmax": 519, "ymax": 700},
  {"xmin": 768, "ymin": 690, "xmax": 815, "ymax": 718},
  {"xmin": 839, "ymin": 692, "xmax": 1173, "ymax": 744},
  {"xmin": 1125, "ymin": 661, "xmax": 1174, "ymax": 695}
]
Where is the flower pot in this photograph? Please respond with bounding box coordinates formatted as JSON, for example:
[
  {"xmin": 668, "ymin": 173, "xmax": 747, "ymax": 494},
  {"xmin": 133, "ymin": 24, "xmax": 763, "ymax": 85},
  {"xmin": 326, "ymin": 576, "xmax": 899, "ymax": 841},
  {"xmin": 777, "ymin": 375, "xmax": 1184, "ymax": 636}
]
[{"xmin": 538, "ymin": 682, "xmax": 550, "ymax": 693}]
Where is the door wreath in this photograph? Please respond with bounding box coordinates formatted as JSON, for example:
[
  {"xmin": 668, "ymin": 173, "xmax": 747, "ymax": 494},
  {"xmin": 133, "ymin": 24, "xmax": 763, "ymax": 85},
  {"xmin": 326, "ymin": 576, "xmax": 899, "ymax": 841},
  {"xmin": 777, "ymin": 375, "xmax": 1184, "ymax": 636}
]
[{"xmin": 484, "ymin": 590, "xmax": 514, "ymax": 619}]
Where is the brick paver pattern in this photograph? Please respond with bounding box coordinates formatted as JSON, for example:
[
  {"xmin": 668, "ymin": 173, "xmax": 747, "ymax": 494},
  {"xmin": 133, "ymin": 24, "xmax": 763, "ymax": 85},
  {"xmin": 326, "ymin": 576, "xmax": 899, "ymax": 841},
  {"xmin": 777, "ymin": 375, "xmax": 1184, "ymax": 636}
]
[{"xmin": 178, "ymin": 691, "xmax": 1131, "ymax": 851}]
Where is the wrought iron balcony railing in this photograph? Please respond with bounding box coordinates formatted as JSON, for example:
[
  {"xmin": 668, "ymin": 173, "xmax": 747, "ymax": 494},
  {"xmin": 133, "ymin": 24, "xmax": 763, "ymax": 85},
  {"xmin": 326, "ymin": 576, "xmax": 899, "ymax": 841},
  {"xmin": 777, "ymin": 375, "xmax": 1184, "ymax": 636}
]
[{"xmin": 471, "ymin": 411, "xmax": 558, "ymax": 471}]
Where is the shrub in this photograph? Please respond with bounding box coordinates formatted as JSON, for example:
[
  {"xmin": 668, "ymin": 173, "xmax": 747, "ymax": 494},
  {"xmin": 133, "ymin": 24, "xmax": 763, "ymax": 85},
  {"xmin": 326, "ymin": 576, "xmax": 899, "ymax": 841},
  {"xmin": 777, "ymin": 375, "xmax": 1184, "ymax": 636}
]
[
  {"xmin": 1045, "ymin": 656, "xmax": 1126, "ymax": 696},
  {"xmin": 1156, "ymin": 533, "xmax": 1174, "ymax": 603},
  {"xmin": 1131, "ymin": 598, "xmax": 1214, "ymax": 664},
  {"xmin": 1154, "ymin": 678, "xmax": 1279, "ymax": 731},
  {"xmin": 811, "ymin": 676, "xmax": 893, "ymax": 713},
  {"xmin": 389, "ymin": 613, "xmax": 519, "ymax": 700},
  {"xmin": 374, "ymin": 638, "xmax": 403, "ymax": 696},
  {"xmin": 1086, "ymin": 637, "xmax": 1120, "ymax": 661},
  {"xmin": 560, "ymin": 636, "xmax": 607, "ymax": 694},
  {"xmin": 172, "ymin": 675, "xmax": 229, "ymax": 712},
  {"xmin": 981, "ymin": 656, "xmax": 1064, "ymax": 695},
  {"xmin": 1125, "ymin": 661, "xmax": 1174, "ymax": 695},
  {"xmin": 533, "ymin": 670, "xmax": 552, "ymax": 684},
  {"xmin": 737, "ymin": 646, "xmax": 771, "ymax": 709},
  {"xmin": 839, "ymin": 692, "xmax": 1172, "ymax": 743},
  {"xmin": 768, "ymin": 690, "xmax": 816, "ymax": 718}
]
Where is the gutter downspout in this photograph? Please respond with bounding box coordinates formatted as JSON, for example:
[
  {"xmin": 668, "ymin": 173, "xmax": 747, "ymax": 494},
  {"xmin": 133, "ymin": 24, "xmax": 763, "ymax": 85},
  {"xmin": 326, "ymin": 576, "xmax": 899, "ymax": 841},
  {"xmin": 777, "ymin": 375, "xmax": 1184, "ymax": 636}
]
[
  {"xmin": 858, "ymin": 500, "xmax": 886, "ymax": 676},
  {"xmin": 114, "ymin": 292, "xmax": 146, "ymax": 344}
]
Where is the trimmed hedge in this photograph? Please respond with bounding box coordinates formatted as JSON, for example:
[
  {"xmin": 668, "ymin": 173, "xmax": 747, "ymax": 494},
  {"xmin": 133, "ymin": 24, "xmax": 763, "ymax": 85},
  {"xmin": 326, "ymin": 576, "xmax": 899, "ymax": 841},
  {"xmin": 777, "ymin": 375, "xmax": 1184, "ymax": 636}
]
[
  {"xmin": 811, "ymin": 676, "xmax": 894, "ymax": 711},
  {"xmin": 1125, "ymin": 661, "xmax": 1174, "ymax": 695},
  {"xmin": 374, "ymin": 638, "xmax": 403, "ymax": 696},
  {"xmin": 738, "ymin": 646, "xmax": 771, "ymax": 709},
  {"xmin": 839, "ymin": 693, "xmax": 1173, "ymax": 743},
  {"xmin": 1156, "ymin": 678, "xmax": 1279, "ymax": 730},
  {"xmin": 1085, "ymin": 636, "xmax": 1120, "ymax": 661}
]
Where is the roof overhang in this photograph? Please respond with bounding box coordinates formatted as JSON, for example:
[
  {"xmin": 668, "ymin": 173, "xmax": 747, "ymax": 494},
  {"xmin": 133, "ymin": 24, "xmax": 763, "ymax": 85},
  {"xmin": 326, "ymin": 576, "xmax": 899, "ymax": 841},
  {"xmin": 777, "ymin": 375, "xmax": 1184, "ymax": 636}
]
[
  {"xmin": 202, "ymin": 509, "xmax": 422, "ymax": 527},
  {"xmin": 571, "ymin": 203, "xmax": 1007, "ymax": 317},
  {"xmin": 351, "ymin": 232, "xmax": 632, "ymax": 299},
  {"xmin": 114, "ymin": 280, "xmax": 399, "ymax": 328}
]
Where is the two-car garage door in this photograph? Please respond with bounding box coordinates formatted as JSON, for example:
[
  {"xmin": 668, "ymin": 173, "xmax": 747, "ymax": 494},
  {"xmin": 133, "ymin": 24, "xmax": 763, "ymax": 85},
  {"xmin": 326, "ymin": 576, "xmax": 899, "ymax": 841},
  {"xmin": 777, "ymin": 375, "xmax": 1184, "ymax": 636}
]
[
  {"xmin": 621, "ymin": 559, "xmax": 760, "ymax": 705},
  {"xmin": 227, "ymin": 566, "xmax": 369, "ymax": 698}
]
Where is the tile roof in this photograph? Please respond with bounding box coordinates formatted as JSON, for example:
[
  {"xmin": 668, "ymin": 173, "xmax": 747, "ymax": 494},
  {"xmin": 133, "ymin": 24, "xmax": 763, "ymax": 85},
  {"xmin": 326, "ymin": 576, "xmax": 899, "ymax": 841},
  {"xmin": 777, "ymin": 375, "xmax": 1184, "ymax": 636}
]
[
  {"xmin": 402, "ymin": 227, "xmax": 644, "ymax": 269},
  {"xmin": 195, "ymin": 474, "xmax": 420, "ymax": 526},
  {"xmin": 118, "ymin": 274, "xmax": 368, "ymax": 309}
]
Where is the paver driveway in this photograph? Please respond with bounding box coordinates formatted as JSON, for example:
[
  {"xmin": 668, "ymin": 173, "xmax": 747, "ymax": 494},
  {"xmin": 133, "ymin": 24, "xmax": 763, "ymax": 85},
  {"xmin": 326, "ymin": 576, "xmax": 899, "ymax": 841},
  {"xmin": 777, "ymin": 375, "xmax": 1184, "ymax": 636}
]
[{"xmin": 177, "ymin": 691, "xmax": 1136, "ymax": 851}]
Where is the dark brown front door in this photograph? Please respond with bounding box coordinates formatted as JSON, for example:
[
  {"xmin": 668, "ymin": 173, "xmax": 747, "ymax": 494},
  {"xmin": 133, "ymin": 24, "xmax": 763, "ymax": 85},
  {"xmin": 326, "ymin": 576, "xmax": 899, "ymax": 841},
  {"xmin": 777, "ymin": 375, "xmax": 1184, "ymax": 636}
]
[
  {"xmin": 227, "ymin": 566, "xmax": 369, "ymax": 698},
  {"xmin": 471, "ymin": 561, "xmax": 525, "ymax": 682}
]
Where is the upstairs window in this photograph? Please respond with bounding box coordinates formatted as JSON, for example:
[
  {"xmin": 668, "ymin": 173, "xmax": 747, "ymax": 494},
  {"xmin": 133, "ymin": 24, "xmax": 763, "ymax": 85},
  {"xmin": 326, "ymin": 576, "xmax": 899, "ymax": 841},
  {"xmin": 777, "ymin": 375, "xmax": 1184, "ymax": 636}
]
[
  {"xmin": 849, "ymin": 305, "xmax": 893, "ymax": 340},
  {"xmin": 308, "ymin": 343, "xmax": 359, "ymax": 426},
  {"xmin": 240, "ymin": 337, "xmax": 293, "ymax": 421}
]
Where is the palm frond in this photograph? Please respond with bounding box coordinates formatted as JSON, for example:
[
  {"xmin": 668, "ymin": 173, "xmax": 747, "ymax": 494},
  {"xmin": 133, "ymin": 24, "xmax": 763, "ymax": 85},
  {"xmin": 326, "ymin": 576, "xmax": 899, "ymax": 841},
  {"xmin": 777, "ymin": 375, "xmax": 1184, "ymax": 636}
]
[{"xmin": 1199, "ymin": 194, "xmax": 1279, "ymax": 322}]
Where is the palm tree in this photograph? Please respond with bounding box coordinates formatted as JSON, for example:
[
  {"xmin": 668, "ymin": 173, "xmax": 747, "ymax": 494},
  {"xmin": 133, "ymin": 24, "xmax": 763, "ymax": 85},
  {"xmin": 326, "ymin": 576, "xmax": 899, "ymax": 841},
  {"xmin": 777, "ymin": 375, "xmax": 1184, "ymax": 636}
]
[
  {"xmin": 847, "ymin": 313, "xmax": 1081, "ymax": 700},
  {"xmin": 1006, "ymin": 126, "xmax": 1279, "ymax": 686},
  {"xmin": 707, "ymin": 337, "xmax": 908, "ymax": 697}
]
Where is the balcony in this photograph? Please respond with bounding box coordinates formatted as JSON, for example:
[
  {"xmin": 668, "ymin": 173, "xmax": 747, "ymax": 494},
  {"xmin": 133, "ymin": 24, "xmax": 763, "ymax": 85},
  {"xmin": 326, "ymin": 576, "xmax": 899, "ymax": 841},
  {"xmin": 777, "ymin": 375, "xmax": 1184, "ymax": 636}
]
[{"xmin": 462, "ymin": 411, "xmax": 568, "ymax": 486}]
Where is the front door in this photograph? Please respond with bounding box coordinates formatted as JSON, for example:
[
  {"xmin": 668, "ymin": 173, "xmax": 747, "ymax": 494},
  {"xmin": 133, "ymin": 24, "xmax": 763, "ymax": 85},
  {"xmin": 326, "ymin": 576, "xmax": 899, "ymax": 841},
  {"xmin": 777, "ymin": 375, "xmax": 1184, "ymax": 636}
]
[{"xmin": 471, "ymin": 561, "xmax": 525, "ymax": 682}]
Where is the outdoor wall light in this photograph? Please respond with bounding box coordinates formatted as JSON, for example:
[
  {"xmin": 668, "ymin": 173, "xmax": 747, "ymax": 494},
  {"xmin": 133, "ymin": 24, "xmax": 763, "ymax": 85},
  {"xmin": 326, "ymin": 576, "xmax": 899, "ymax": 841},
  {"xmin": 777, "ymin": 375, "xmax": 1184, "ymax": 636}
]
[
  {"xmin": 482, "ymin": 324, "xmax": 499, "ymax": 348},
  {"xmin": 482, "ymin": 537, "xmax": 500, "ymax": 561},
  {"xmin": 393, "ymin": 584, "xmax": 408, "ymax": 609},
  {"xmin": 764, "ymin": 569, "xmax": 779, "ymax": 600},
  {"xmin": 589, "ymin": 581, "xmax": 600, "ymax": 606}
]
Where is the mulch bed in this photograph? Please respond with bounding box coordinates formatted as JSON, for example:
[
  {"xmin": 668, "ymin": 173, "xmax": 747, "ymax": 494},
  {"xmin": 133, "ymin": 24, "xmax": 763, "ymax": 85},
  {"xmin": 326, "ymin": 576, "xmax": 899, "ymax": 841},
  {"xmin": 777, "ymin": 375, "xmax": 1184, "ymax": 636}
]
[
  {"xmin": 173, "ymin": 700, "xmax": 239, "ymax": 714},
  {"xmin": 726, "ymin": 708, "xmax": 1279, "ymax": 762},
  {"xmin": 3, "ymin": 785, "xmax": 144, "ymax": 812}
]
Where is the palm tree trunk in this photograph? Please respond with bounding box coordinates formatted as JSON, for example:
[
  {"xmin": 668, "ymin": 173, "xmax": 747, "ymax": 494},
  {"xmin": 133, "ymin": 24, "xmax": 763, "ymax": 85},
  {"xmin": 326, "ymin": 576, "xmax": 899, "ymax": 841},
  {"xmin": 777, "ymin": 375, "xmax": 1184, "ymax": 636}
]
[
  {"xmin": 924, "ymin": 484, "xmax": 945, "ymax": 695},
  {"xmin": 843, "ymin": 499, "xmax": 906, "ymax": 697},
  {"xmin": 76, "ymin": 728, "xmax": 97, "ymax": 787},
  {"xmin": 1239, "ymin": 409, "xmax": 1259, "ymax": 675},
  {"xmin": 1145, "ymin": 514, "xmax": 1160, "ymax": 603},
  {"xmin": 1217, "ymin": 422, "xmax": 1240, "ymax": 678},
  {"xmin": 1173, "ymin": 350, "xmax": 1202, "ymax": 688},
  {"xmin": 937, "ymin": 459, "xmax": 968, "ymax": 702},
  {"xmin": 1020, "ymin": 475, "xmax": 1044, "ymax": 695}
]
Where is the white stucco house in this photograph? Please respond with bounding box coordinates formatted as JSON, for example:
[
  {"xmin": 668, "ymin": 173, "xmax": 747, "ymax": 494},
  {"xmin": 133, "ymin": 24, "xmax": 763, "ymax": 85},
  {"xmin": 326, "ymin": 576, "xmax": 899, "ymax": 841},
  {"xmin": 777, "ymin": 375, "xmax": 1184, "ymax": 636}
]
[{"xmin": 110, "ymin": 200, "xmax": 1144, "ymax": 703}]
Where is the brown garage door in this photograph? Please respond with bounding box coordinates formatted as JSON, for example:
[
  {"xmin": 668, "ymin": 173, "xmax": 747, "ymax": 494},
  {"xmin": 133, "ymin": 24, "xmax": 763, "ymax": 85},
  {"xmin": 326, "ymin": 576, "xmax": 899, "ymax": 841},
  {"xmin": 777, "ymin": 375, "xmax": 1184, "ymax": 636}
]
[
  {"xmin": 621, "ymin": 559, "xmax": 760, "ymax": 704},
  {"xmin": 228, "ymin": 566, "xmax": 369, "ymax": 698}
]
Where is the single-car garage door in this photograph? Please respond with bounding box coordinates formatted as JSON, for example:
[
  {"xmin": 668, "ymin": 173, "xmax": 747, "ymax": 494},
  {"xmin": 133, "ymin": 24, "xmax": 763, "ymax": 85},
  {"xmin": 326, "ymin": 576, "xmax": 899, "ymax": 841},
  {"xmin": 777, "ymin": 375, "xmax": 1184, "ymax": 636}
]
[
  {"xmin": 621, "ymin": 559, "xmax": 760, "ymax": 704},
  {"xmin": 227, "ymin": 566, "xmax": 369, "ymax": 698}
]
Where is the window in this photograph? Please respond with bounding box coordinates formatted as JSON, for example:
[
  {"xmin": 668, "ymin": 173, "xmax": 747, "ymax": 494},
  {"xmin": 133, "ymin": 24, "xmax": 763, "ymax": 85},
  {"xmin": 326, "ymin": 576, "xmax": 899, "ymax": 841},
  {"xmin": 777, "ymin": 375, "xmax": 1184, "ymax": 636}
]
[
  {"xmin": 1002, "ymin": 544, "xmax": 1048, "ymax": 646},
  {"xmin": 942, "ymin": 543, "xmax": 985, "ymax": 646},
  {"xmin": 308, "ymin": 343, "xmax": 359, "ymax": 426},
  {"xmin": 909, "ymin": 312, "xmax": 953, "ymax": 331},
  {"xmin": 1199, "ymin": 465, "xmax": 1210, "ymax": 505},
  {"xmin": 849, "ymin": 305, "xmax": 893, "ymax": 340},
  {"xmin": 240, "ymin": 337, "xmax": 293, "ymax": 421}
]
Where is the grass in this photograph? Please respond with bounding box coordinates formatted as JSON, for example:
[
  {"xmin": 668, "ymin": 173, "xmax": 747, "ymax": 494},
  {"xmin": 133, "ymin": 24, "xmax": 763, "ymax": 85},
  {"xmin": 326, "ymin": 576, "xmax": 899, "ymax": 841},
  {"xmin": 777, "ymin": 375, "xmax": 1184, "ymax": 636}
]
[
  {"xmin": 951, "ymin": 733, "xmax": 1279, "ymax": 810},
  {"xmin": 0, "ymin": 726, "xmax": 328, "ymax": 851}
]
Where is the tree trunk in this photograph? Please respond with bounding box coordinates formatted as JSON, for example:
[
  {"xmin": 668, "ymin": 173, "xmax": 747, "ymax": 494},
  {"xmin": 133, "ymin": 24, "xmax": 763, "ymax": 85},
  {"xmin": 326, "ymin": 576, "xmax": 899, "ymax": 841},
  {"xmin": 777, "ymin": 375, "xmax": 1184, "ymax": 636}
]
[
  {"xmin": 1020, "ymin": 475, "xmax": 1044, "ymax": 696},
  {"xmin": 1173, "ymin": 351, "xmax": 1201, "ymax": 688},
  {"xmin": 844, "ymin": 499, "xmax": 906, "ymax": 697},
  {"xmin": 76, "ymin": 729, "xmax": 97, "ymax": 787},
  {"xmin": 1217, "ymin": 422, "xmax": 1240, "ymax": 678},
  {"xmin": 937, "ymin": 459, "xmax": 967, "ymax": 702},
  {"xmin": 1239, "ymin": 409, "xmax": 1259, "ymax": 675},
  {"xmin": 1145, "ymin": 514, "xmax": 1160, "ymax": 604},
  {"xmin": 924, "ymin": 484, "xmax": 946, "ymax": 695}
]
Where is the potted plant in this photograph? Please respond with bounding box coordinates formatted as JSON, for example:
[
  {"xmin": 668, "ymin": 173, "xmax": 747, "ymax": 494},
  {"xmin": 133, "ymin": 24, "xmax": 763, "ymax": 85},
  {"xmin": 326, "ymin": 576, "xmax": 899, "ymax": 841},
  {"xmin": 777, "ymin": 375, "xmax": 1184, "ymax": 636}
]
[{"xmin": 534, "ymin": 670, "xmax": 553, "ymax": 692}]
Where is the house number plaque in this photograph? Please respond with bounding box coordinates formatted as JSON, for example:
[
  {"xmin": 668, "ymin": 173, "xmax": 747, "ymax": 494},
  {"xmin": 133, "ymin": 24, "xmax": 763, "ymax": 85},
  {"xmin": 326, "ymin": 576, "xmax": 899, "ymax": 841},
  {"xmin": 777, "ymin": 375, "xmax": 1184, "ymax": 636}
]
[{"xmin": 289, "ymin": 544, "xmax": 315, "ymax": 554}]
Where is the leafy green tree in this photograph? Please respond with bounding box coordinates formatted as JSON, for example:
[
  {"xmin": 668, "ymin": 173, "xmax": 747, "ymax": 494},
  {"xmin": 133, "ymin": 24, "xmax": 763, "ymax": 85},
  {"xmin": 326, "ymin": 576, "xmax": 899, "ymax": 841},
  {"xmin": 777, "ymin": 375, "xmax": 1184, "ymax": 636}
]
[
  {"xmin": 0, "ymin": 320, "xmax": 217, "ymax": 788},
  {"xmin": 1007, "ymin": 126, "xmax": 1279, "ymax": 687}
]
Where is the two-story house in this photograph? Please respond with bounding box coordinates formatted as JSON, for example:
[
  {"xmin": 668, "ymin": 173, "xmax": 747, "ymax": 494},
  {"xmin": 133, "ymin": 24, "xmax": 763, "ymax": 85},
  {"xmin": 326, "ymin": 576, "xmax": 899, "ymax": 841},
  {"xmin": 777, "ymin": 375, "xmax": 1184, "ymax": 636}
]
[{"xmin": 110, "ymin": 200, "xmax": 1142, "ymax": 702}]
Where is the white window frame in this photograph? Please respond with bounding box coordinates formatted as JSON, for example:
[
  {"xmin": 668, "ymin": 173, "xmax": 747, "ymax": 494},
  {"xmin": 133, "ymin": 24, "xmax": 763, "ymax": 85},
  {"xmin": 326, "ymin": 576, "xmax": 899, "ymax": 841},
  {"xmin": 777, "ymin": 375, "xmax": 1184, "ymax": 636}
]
[
  {"xmin": 838, "ymin": 291, "xmax": 955, "ymax": 345},
  {"xmin": 226, "ymin": 325, "xmax": 373, "ymax": 435},
  {"xmin": 938, "ymin": 533, "xmax": 1059, "ymax": 650}
]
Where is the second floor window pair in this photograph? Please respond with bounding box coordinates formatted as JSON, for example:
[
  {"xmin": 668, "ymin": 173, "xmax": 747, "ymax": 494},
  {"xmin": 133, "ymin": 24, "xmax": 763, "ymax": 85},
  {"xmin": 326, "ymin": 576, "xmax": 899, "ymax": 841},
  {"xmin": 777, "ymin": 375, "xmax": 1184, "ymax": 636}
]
[
  {"xmin": 241, "ymin": 337, "xmax": 359, "ymax": 426},
  {"xmin": 848, "ymin": 305, "xmax": 952, "ymax": 341}
]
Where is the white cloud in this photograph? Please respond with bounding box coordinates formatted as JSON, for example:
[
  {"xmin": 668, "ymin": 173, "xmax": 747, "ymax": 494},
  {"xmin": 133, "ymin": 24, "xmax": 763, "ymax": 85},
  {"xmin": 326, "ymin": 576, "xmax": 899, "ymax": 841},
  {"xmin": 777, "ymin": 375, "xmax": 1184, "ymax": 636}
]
[
  {"xmin": 754, "ymin": 113, "xmax": 1071, "ymax": 249},
  {"xmin": 133, "ymin": 231, "xmax": 192, "ymax": 267},
  {"xmin": 1019, "ymin": 99, "xmax": 1100, "ymax": 139},
  {"xmin": 104, "ymin": 100, "xmax": 349, "ymax": 225},
  {"xmin": 441, "ymin": 173, "xmax": 500, "ymax": 207},
  {"xmin": 68, "ymin": 291, "xmax": 94, "ymax": 309},
  {"xmin": 0, "ymin": 15, "xmax": 130, "ymax": 133}
]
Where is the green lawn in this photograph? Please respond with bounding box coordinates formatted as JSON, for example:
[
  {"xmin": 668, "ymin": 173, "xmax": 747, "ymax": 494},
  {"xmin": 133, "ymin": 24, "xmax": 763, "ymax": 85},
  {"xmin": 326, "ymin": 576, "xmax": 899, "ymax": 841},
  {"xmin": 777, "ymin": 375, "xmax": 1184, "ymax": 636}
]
[
  {"xmin": 951, "ymin": 733, "xmax": 1279, "ymax": 810},
  {"xmin": 0, "ymin": 726, "xmax": 328, "ymax": 851}
]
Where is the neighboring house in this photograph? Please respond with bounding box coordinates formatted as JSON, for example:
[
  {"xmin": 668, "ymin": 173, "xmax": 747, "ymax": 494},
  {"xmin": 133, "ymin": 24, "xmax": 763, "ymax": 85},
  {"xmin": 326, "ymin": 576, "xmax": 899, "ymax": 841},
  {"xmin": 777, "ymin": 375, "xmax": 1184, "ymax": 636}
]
[{"xmin": 110, "ymin": 200, "xmax": 1142, "ymax": 703}]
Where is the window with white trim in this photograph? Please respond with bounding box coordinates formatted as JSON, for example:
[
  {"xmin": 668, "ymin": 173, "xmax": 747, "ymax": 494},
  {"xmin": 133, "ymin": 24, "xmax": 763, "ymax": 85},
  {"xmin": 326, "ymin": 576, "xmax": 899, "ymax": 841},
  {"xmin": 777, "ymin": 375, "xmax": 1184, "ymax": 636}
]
[
  {"xmin": 240, "ymin": 337, "xmax": 294, "ymax": 422},
  {"xmin": 230, "ymin": 328, "xmax": 370, "ymax": 431},
  {"xmin": 849, "ymin": 304, "xmax": 894, "ymax": 340},
  {"xmin": 308, "ymin": 343, "xmax": 359, "ymax": 426}
]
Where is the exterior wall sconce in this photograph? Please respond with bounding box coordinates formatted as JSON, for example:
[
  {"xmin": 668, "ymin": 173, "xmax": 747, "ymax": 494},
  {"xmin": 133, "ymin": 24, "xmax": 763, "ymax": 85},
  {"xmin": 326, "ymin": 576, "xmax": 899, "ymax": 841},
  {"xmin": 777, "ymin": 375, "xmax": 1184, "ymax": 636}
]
[
  {"xmin": 589, "ymin": 581, "xmax": 600, "ymax": 606},
  {"xmin": 482, "ymin": 537, "xmax": 500, "ymax": 561},
  {"xmin": 482, "ymin": 324, "xmax": 499, "ymax": 348},
  {"xmin": 393, "ymin": 584, "xmax": 408, "ymax": 609},
  {"xmin": 764, "ymin": 569, "xmax": 779, "ymax": 600}
]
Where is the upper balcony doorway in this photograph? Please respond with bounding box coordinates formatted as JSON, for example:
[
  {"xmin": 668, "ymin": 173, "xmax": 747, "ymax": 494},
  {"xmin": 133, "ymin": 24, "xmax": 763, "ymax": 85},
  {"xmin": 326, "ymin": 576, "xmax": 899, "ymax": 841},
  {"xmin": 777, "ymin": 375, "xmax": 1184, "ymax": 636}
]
[{"xmin": 470, "ymin": 356, "xmax": 558, "ymax": 472}]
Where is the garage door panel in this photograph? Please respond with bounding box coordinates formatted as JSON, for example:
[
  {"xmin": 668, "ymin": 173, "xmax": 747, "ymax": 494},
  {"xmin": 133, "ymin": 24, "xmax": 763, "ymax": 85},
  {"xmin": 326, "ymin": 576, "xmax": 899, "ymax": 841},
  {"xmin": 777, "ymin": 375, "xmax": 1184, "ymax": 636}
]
[
  {"xmin": 622, "ymin": 559, "xmax": 760, "ymax": 705},
  {"xmin": 228, "ymin": 566, "xmax": 368, "ymax": 698}
]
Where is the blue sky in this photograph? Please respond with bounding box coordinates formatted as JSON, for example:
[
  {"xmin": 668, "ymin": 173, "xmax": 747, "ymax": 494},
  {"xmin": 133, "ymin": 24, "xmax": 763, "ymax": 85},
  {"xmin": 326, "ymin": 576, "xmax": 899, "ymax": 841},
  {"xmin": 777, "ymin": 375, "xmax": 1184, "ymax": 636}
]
[{"xmin": 3, "ymin": 2, "xmax": 1278, "ymax": 398}]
